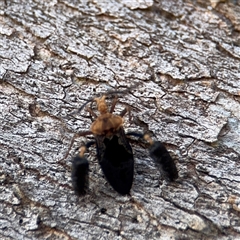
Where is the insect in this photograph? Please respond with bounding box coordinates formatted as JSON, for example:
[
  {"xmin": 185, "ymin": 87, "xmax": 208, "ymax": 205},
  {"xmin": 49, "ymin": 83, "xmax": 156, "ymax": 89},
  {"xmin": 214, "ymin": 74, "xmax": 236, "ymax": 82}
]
[{"xmin": 71, "ymin": 94, "xmax": 178, "ymax": 195}]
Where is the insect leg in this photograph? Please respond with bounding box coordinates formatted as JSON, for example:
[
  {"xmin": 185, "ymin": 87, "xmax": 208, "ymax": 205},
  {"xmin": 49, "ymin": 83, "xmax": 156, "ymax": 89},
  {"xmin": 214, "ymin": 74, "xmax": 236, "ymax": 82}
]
[
  {"xmin": 72, "ymin": 141, "xmax": 96, "ymax": 195},
  {"xmin": 109, "ymin": 96, "xmax": 118, "ymax": 113},
  {"xmin": 120, "ymin": 107, "xmax": 127, "ymax": 117},
  {"xmin": 120, "ymin": 105, "xmax": 132, "ymax": 124},
  {"xmin": 126, "ymin": 132, "xmax": 178, "ymax": 181},
  {"xmin": 72, "ymin": 146, "xmax": 89, "ymax": 195},
  {"xmin": 126, "ymin": 131, "xmax": 144, "ymax": 138},
  {"xmin": 108, "ymin": 95, "xmax": 130, "ymax": 119},
  {"xmin": 144, "ymin": 134, "xmax": 178, "ymax": 181},
  {"xmin": 86, "ymin": 107, "xmax": 97, "ymax": 119},
  {"xmin": 59, "ymin": 131, "xmax": 92, "ymax": 162}
]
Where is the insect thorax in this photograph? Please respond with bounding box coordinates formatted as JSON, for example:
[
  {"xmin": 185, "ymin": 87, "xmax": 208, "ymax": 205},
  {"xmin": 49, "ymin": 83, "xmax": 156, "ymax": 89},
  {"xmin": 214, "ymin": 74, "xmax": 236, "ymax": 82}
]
[{"xmin": 90, "ymin": 113, "xmax": 123, "ymax": 136}]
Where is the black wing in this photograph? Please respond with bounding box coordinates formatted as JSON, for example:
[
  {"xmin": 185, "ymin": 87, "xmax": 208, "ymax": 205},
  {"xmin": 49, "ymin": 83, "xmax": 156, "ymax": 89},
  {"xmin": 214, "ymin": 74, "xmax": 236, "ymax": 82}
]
[
  {"xmin": 95, "ymin": 127, "xmax": 134, "ymax": 195},
  {"xmin": 149, "ymin": 141, "xmax": 178, "ymax": 181}
]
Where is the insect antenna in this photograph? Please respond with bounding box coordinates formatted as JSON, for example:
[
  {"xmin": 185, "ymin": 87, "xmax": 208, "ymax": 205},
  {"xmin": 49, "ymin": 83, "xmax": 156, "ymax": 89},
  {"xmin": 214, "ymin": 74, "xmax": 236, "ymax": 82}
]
[
  {"xmin": 78, "ymin": 99, "xmax": 94, "ymax": 113},
  {"xmin": 76, "ymin": 83, "xmax": 141, "ymax": 114},
  {"xmin": 104, "ymin": 82, "xmax": 141, "ymax": 99}
]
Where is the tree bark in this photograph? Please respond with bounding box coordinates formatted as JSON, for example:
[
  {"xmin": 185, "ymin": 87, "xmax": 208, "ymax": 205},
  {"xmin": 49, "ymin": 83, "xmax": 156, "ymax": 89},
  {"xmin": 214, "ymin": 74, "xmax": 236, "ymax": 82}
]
[{"xmin": 0, "ymin": 0, "xmax": 240, "ymax": 239}]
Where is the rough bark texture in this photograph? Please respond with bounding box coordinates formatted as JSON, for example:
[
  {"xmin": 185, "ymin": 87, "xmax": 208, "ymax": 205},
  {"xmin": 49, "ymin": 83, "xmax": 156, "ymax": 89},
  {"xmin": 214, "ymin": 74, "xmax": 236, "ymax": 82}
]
[{"xmin": 0, "ymin": 0, "xmax": 240, "ymax": 239}]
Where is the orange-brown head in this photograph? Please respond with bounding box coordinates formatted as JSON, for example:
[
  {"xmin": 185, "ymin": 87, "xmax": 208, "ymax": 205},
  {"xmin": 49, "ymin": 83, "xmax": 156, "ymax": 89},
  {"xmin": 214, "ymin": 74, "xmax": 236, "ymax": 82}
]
[{"xmin": 94, "ymin": 95, "xmax": 108, "ymax": 115}]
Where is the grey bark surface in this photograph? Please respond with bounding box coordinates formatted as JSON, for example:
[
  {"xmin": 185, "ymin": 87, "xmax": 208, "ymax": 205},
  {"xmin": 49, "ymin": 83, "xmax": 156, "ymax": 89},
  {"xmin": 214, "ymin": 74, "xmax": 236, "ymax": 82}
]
[{"xmin": 0, "ymin": 0, "xmax": 240, "ymax": 239}]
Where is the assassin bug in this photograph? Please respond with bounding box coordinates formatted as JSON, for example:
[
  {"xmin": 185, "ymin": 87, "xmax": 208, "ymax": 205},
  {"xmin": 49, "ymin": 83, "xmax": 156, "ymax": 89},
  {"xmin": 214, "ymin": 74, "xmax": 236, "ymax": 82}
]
[{"xmin": 71, "ymin": 93, "xmax": 178, "ymax": 195}]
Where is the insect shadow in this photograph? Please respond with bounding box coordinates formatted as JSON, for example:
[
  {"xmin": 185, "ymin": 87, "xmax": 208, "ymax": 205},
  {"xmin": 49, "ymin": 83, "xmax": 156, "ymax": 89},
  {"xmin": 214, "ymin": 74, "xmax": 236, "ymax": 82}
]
[{"xmin": 68, "ymin": 91, "xmax": 178, "ymax": 195}]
